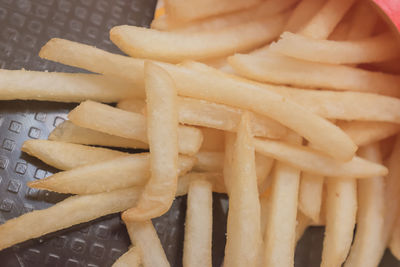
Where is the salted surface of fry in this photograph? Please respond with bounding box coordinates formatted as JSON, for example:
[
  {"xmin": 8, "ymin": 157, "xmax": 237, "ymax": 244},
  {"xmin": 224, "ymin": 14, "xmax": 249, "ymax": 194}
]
[
  {"xmin": 123, "ymin": 63, "xmax": 179, "ymax": 221},
  {"xmin": 270, "ymin": 32, "xmax": 399, "ymax": 64},
  {"xmin": 298, "ymin": 172, "xmax": 324, "ymax": 223},
  {"xmin": 0, "ymin": 187, "xmax": 141, "ymax": 251},
  {"xmin": 112, "ymin": 246, "xmax": 141, "ymax": 267},
  {"xmin": 48, "ymin": 121, "xmax": 148, "ymax": 149},
  {"xmin": 254, "ymin": 138, "xmax": 387, "ymax": 178},
  {"xmin": 0, "ymin": 69, "xmax": 140, "ymax": 102},
  {"xmin": 344, "ymin": 143, "xmax": 385, "ymax": 267},
  {"xmin": 183, "ymin": 179, "xmax": 213, "ymax": 267},
  {"xmin": 263, "ymin": 134, "xmax": 302, "ymax": 267},
  {"xmin": 224, "ymin": 113, "xmax": 261, "ymax": 267},
  {"xmin": 28, "ymin": 154, "xmax": 194, "ymax": 195},
  {"xmin": 109, "ymin": 14, "xmax": 288, "ymax": 63},
  {"xmin": 125, "ymin": 220, "xmax": 170, "ymax": 267}
]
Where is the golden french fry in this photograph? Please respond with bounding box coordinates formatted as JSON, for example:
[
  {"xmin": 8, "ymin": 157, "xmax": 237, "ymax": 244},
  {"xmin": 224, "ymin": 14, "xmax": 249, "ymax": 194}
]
[
  {"xmin": 300, "ymin": 0, "xmax": 356, "ymax": 39},
  {"xmin": 321, "ymin": 177, "xmax": 357, "ymax": 267},
  {"xmin": 124, "ymin": 220, "xmax": 170, "ymax": 267},
  {"xmin": 254, "ymin": 138, "xmax": 387, "ymax": 178},
  {"xmin": 298, "ymin": 172, "xmax": 324, "ymax": 223},
  {"xmin": 263, "ymin": 133, "xmax": 302, "ymax": 267},
  {"xmin": 224, "ymin": 113, "xmax": 261, "ymax": 267},
  {"xmin": 0, "ymin": 187, "xmax": 141, "ymax": 251},
  {"xmin": 183, "ymin": 179, "xmax": 213, "ymax": 267},
  {"xmin": 112, "ymin": 246, "xmax": 141, "ymax": 267},
  {"xmin": 176, "ymin": 172, "xmax": 226, "ymax": 196},
  {"xmin": 270, "ymin": 32, "xmax": 399, "ymax": 64},
  {"xmin": 22, "ymin": 139, "xmax": 127, "ymax": 170},
  {"xmin": 193, "ymin": 151, "xmax": 224, "ymax": 172},
  {"xmin": 229, "ymin": 52, "xmax": 400, "ymax": 97},
  {"xmin": 109, "ymin": 13, "xmax": 289, "ymax": 63},
  {"xmin": 68, "ymin": 101, "xmax": 203, "ymax": 156},
  {"xmin": 260, "ymin": 193, "xmax": 271, "ymax": 239},
  {"xmin": 48, "ymin": 121, "xmax": 148, "ymax": 149},
  {"xmin": 0, "ymin": 69, "xmax": 142, "ymax": 102},
  {"xmin": 123, "ymin": 62, "xmax": 179, "ymax": 221},
  {"xmin": 164, "ymin": 0, "xmax": 261, "ymax": 22},
  {"xmin": 200, "ymin": 128, "xmax": 225, "ymax": 151},
  {"xmin": 284, "ymin": 0, "xmax": 325, "ymax": 33},
  {"xmin": 338, "ymin": 121, "xmax": 400, "ymax": 147},
  {"xmin": 117, "ymin": 98, "xmax": 146, "ymax": 114},
  {"xmin": 389, "ymin": 215, "xmax": 400, "ymax": 261},
  {"xmin": 344, "ymin": 143, "xmax": 385, "ymax": 267},
  {"xmin": 28, "ymin": 153, "xmax": 195, "ymax": 195}
]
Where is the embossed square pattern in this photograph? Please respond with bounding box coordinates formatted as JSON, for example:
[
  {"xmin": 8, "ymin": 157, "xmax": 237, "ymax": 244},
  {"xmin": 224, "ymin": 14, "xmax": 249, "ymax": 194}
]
[{"xmin": 0, "ymin": 0, "xmax": 398, "ymax": 266}]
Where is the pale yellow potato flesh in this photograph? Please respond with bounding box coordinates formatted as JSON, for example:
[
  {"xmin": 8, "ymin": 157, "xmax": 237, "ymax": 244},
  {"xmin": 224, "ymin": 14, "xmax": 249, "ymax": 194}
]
[{"xmin": 298, "ymin": 172, "xmax": 324, "ymax": 223}]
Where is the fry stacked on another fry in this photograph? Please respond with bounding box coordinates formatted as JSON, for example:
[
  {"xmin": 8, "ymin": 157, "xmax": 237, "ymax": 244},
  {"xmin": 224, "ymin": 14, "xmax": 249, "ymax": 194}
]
[{"xmin": 0, "ymin": 0, "xmax": 400, "ymax": 266}]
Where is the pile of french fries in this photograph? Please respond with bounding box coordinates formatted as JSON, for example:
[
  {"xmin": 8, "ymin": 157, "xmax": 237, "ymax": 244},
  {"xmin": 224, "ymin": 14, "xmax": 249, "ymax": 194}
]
[{"xmin": 1, "ymin": 0, "xmax": 400, "ymax": 266}]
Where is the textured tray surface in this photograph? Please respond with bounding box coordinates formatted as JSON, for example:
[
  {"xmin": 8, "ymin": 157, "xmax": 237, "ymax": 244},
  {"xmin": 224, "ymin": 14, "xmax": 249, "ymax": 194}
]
[{"xmin": 0, "ymin": 0, "xmax": 397, "ymax": 266}]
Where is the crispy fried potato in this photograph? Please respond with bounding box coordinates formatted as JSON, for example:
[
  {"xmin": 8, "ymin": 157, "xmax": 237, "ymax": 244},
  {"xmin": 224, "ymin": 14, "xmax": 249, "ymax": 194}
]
[
  {"xmin": 270, "ymin": 32, "xmax": 399, "ymax": 64},
  {"xmin": 112, "ymin": 246, "xmax": 141, "ymax": 267},
  {"xmin": 298, "ymin": 172, "xmax": 324, "ymax": 223},
  {"xmin": 346, "ymin": 1, "xmax": 378, "ymax": 40},
  {"xmin": 193, "ymin": 151, "xmax": 224, "ymax": 172},
  {"xmin": 117, "ymin": 98, "xmax": 146, "ymax": 114},
  {"xmin": 229, "ymin": 52, "xmax": 400, "ymax": 97},
  {"xmin": 68, "ymin": 101, "xmax": 203, "ymax": 155},
  {"xmin": 110, "ymin": 13, "xmax": 289, "ymax": 63},
  {"xmin": 254, "ymin": 138, "xmax": 387, "ymax": 178},
  {"xmin": 124, "ymin": 220, "xmax": 170, "ymax": 267},
  {"xmin": 0, "ymin": 69, "xmax": 141, "ymax": 102},
  {"xmin": 284, "ymin": 0, "xmax": 325, "ymax": 33},
  {"xmin": 224, "ymin": 113, "xmax": 261, "ymax": 267},
  {"xmin": 183, "ymin": 179, "xmax": 213, "ymax": 267},
  {"xmin": 0, "ymin": 187, "xmax": 141, "ymax": 251},
  {"xmin": 22, "ymin": 140, "xmax": 127, "ymax": 170},
  {"xmin": 344, "ymin": 143, "xmax": 385, "ymax": 267},
  {"xmin": 48, "ymin": 121, "xmax": 148, "ymax": 149},
  {"xmin": 176, "ymin": 172, "xmax": 226, "ymax": 196},
  {"xmin": 338, "ymin": 121, "xmax": 400, "ymax": 147}
]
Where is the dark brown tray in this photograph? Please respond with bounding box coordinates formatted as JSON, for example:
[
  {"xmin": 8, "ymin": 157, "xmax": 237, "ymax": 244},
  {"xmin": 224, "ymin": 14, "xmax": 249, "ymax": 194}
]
[{"xmin": 0, "ymin": 0, "xmax": 397, "ymax": 266}]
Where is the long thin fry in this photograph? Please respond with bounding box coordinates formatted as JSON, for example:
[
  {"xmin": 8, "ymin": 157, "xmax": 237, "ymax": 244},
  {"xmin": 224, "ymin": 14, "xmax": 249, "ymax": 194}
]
[
  {"xmin": 0, "ymin": 69, "xmax": 141, "ymax": 102},
  {"xmin": 344, "ymin": 143, "xmax": 385, "ymax": 267},
  {"xmin": 183, "ymin": 179, "xmax": 213, "ymax": 267},
  {"xmin": 254, "ymin": 138, "xmax": 387, "ymax": 178},
  {"xmin": 229, "ymin": 52, "xmax": 400, "ymax": 97},
  {"xmin": 117, "ymin": 98, "xmax": 146, "ymax": 114},
  {"xmin": 22, "ymin": 140, "xmax": 127, "ymax": 170},
  {"xmin": 28, "ymin": 154, "xmax": 195, "ymax": 195},
  {"xmin": 125, "ymin": 220, "xmax": 170, "ymax": 267},
  {"xmin": 300, "ymin": 0, "xmax": 357, "ymax": 39},
  {"xmin": 123, "ymin": 62, "xmax": 179, "ymax": 221},
  {"xmin": 298, "ymin": 172, "xmax": 324, "ymax": 223},
  {"xmin": 263, "ymin": 133, "xmax": 302, "ymax": 267},
  {"xmin": 284, "ymin": 0, "xmax": 325, "ymax": 33},
  {"xmin": 112, "ymin": 246, "xmax": 141, "ymax": 267},
  {"xmin": 110, "ymin": 14, "xmax": 288, "ymax": 63},
  {"xmin": 176, "ymin": 172, "xmax": 226, "ymax": 196},
  {"xmin": 68, "ymin": 101, "xmax": 203, "ymax": 156},
  {"xmin": 193, "ymin": 151, "xmax": 224, "ymax": 172},
  {"xmin": 270, "ymin": 32, "xmax": 399, "ymax": 64},
  {"xmin": 338, "ymin": 121, "xmax": 400, "ymax": 147},
  {"xmin": 48, "ymin": 121, "xmax": 148, "ymax": 149},
  {"xmin": 224, "ymin": 113, "xmax": 261, "ymax": 267},
  {"xmin": 40, "ymin": 38, "xmax": 358, "ymax": 160},
  {"xmin": 347, "ymin": 1, "xmax": 378, "ymax": 40},
  {"xmin": 0, "ymin": 187, "xmax": 140, "ymax": 251}
]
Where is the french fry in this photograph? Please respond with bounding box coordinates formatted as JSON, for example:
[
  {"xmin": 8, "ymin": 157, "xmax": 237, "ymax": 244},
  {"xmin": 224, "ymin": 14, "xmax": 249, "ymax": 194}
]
[
  {"xmin": 260, "ymin": 193, "xmax": 271, "ymax": 239},
  {"xmin": 223, "ymin": 132, "xmax": 235, "ymax": 194},
  {"xmin": 346, "ymin": 1, "xmax": 378, "ymax": 40},
  {"xmin": 284, "ymin": 0, "xmax": 325, "ymax": 33},
  {"xmin": 28, "ymin": 154, "xmax": 195, "ymax": 195},
  {"xmin": 295, "ymin": 212, "xmax": 311, "ymax": 244},
  {"xmin": 117, "ymin": 98, "xmax": 146, "ymax": 114},
  {"xmin": 270, "ymin": 32, "xmax": 399, "ymax": 64},
  {"xmin": 40, "ymin": 39, "xmax": 358, "ymax": 160},
  {"xmin": 389, "ymin": 215, "xmax": 400, "ymax": 260},
  {"xmin": 229, "ymin": 52, "xmax": 400, "ymax": 97},
  {"xmin": 48, "ymin": 121, "xmax": 148, "ymax": 149},
  {"xmin": 164, "ymin": 0, "xmax": 261, "ymax": 23},
  {"xmin": 112, "ymin": 246, "xmax": 141, "ymax": 267},
  {"xmin": 263, "ymin": 133, "xmax": 302, "ymax": 267},
  {"xmin": 300, "ymin": 0, "xmax": 357, "ymax": 39},
  {"xmin": 254, "ymin": 138, "xmax": 387, "ymax": 178},
  {"xmin": 154, "ymin": 0, "xmax": 298, "ymax": 33},
  {"xmin": 321, "ymin": 177, "xmax": 357, "ymax": 267},
  {"xmin": 109, "ymin": 13, "xmax": 289, "ymax": 63},
  {"xmin": 68, "ymin": 101, "xmax": 203, "ymax": 156},
  {"xmin": 0, "ymin": 187, "xmax": 141, "ymax": 251},
  {"xmin": 175, "ymin": 172, "xmax": 226, "ymax": 196},
  {"xmin": 0, "ymin": 69, "xmax": 141, "ymax": 102},
  {"xmin": 344, "ymin": 143, "xmax": 385, "ymax": 267},
  {"xmin": 224, "ymin": 113, "xmax": 261, "ymax": 267},
  {"xmin": 124, "ymin": 220, "xmax": 170, "ymax": 267},
  {"xmin": 200, "ymin": 128, "xmax": 225, "ymax": 151},
  {"xmin": 338, "ymin": 121, "xmax": 400, "ymax": 147},
  {"xmin": 22, "ymin": 139, "xmax": 127, "ymax": 170},
  {"xmin": 298, "ymin": 172, "xmax": 324, "ymax": 223},
  {"xmin": 193, "ymin": 151, "xmax": 224, "ymax": 172},
  {"xmin": 123, "ymin": 62, "xmax": 179, "ymax": 221},
  {"xmin": 183, "ymin": 179, "xmax": 213, "ymax": 267}
]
